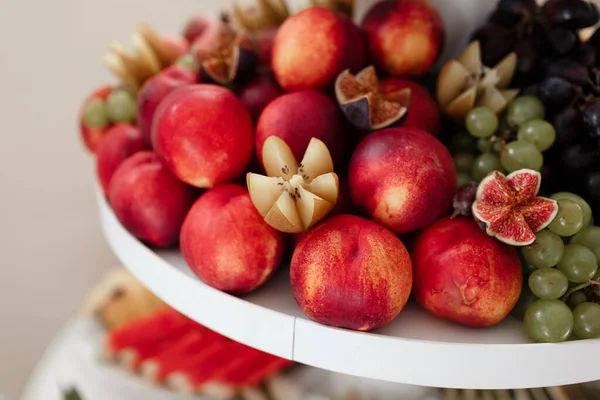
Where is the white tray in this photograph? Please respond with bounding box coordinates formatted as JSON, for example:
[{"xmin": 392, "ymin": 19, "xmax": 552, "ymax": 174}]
[{"xmin": 96, "ymin": 188, "xmax": 600, "ymax": 390}]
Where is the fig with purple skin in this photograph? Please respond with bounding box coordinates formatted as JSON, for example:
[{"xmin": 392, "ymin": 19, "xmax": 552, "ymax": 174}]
[
  {"xmin": 335, "ymin": 66, "xmax": 410, "ymax": 131},
  {"xmin": 472, "ymin": 169, "xmax": 559, "ymax": 246},
  {"xmin": 193, "ymin": 22, "xmax": 258, "ymax": 86}
]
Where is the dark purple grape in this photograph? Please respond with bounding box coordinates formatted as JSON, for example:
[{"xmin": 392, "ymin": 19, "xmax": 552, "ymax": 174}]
[
  {"xmin": 538, "ymin": 76, "xmax": 577, "ymax": 109},
  {"xmin": 585, "ymin": 170, "xmax": 600, "ymax": 200},
  {"xmin": 552, "ymin": 107, "xmax": 583, "ymax": 147},
  {"xmin": 561, "ymin": 143, "xmax": 600, "ymax": 171},
  {"xmin": 471, "ymin": 22, "xmax": 509, "ymax": 43},
  {"xmin": 491, "ymin": 0, "xmax": 538, "ymax": 27},
  {"xmin": 481, "ymin": 30, "xmax": 517, "ymax": 67},
  {"xmin": 515, "ymin": 40, "xmax": 540, "ymax": 76},
  {"xmin": 577, "ymin": 43, "xmax": 597, "ymax": 68},
  {"xmin": 522, "ymin": 83, "xmax": 540, "ymax": 96},
  {"xmin": 545, "ymin": 59, "xmax": 589, "ymax": 86},
  {"xmin": 547, "ymin": 28, "xmax": 578, "ymax": 55},
  {"xmin": 453, "ymin": 182, "xmax": 478, "ymax": 217},
  {"xmin": 542, "ymin": 0, "xmax": 600, "ymax": 30},
  {"xmin": 583, "ymin": 100, "xmax": 600, "ymax": 138}
]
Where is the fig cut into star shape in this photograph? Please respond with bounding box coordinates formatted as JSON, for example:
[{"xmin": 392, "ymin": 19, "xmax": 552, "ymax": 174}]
[
  {"xmin": 247, "ymin": 136, "xmax": 339, "ymax": 233},
  {"xmin": 472, "ymin": 169, "xmax": 559, "ymax": 246},
  {"xmin": 335, "ymin": 66, "xmax": 410, "ymax": 131}
]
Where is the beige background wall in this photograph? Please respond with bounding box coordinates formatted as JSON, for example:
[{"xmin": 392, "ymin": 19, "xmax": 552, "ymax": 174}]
[{"xmin": 0, "ymin": 1, "xmax": 219, "ymax": 397}]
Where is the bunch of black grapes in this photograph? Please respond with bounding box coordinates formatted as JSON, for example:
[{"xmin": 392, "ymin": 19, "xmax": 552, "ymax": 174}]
[{"xmin": 473, "ymin": 0, "xmax": 600, "ymax": 217}]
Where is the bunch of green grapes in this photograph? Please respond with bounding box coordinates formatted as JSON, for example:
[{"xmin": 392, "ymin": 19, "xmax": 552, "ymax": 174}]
[
  {"xmin": 512, "ymin": 192, "xmax": 600, "ymax": 342},
  {"xmin": 451, "ymin": 95, "xmax": 554, "ymax": 188}
]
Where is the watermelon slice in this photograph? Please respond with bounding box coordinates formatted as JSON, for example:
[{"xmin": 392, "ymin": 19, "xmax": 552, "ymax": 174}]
[{"xmin": 105, "ymin": 309, "xmax": 197, "ymax": 358}]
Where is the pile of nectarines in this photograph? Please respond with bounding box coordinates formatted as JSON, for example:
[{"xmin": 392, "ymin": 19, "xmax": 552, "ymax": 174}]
[{"xmin": 80, "ymin": 0, "xmax": 523, "ymax": 332}]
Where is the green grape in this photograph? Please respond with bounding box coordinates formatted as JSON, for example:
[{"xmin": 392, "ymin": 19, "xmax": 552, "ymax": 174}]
[
  {"xmin": 511, "ymin": 284, "xmax": 537, "ymax": 320},
  {"xmin": 507, "ymin": 95, "xmax": 545, "ymax": 127},
  {"xmin": 453, "ymin": 153, "xmax": 475, "ymax": 173},
  {"xmin": 500, "ymin": 140, "xmax": 544, "ymax": 172},
  {"xmin": 466, "ymin": 107, "xmax": 499, "ymax": 138},
  {"xmin": 456, "ymin": 172, "xmax": 473, "ymax": 189},
  {"xmin": 517, "ymin": 120, "xmax": 556, "ymax": 152},
  {"xmin": 106, "ymin": 89, "xmax": 136, "ymax": 123},
  {"xmin": 528, "ymin": 268, "xmax": 569, "ymax": 299},
  {"xmin": 451, "ymin": 131, "xmax": 477, "ymax": 153},
  {"xmin": 471, "ymin": 153, "xmax": 502, "ymax": 181},
  {"xmin": 557, "ymin": 244, "xmax": 598, "ymax": 283},
  {"xmin": 569, "ymin": 291, "xmax": 589, "ymax": 307},
  {"xmin": 524, "ymin": 299, "xmax": 573, "ymax": 342},
  {"xmin": 82, "ymin": 98, "xmax": 109, "ymax": 129},
  {"xmin": 492, "ymin": 141, "xmax": 503, "ymax": 154},
  {"xmin": 548, "ymin": 199, "xmax": 584, "ymax": 237},
  {"xmin": 571, "ymin": 226, "xmax": 600, "ymax": 261},
  {"xmin": 477, "ymin": 138, "xmax": 493, "ymax": 153},
  {"xmin": 176, "ymin": 54, "xmax": 199, "ymax": 72},
  {"xmin": 550, "ymin": 192, "xmax": 592, "ymax": 228},
  {"xmin": 522, "ymin": 230, "xmax": 564, "ymax": 268},
  {"xmin": 573, "ymin": 302, "xmax": 600, "ymax": 339}
]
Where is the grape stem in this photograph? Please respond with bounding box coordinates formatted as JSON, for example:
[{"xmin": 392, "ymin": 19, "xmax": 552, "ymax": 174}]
[{"xmin": 562, "ymin": 279, "xmax": 600, "ymax": 301}]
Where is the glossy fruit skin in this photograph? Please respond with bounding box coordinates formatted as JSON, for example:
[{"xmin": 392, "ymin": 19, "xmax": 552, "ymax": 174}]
[
  {"xmin": 237, "ymin": 73, "xmax": 284, "ymax": 122},
  {"xmin": 290, "ymin": 214, "xmax": 412, "ymax": 331},
  {"xmin": 361, "ymin": 0, "xmax": 445, "ymax": 76},
  {"xmin": 255, "ymin": 90, "xmax": 347, "ymax": 168},
  {"xmin": 181, "ymin": 184, "xmax": 286, "ymax": 294},
  {"xmin": 412, "ymin": 217, "xmax": 522, "ymax": 327},
  {"xmin": 380, "ymin": 77, "xmax": 441, "ymax": 135},
  {"xmin": 349, "ymin": 127, "xmax": 456, "ymax": 234},
  {"xmin": 109, "ymin": 151, "xmax": 196, "ymax": 247},
  {"xmin": 96, "ymin": 124, "xmax": 145, "ymax": 195},
  {"xmin": 524, "ymin": 299, "xmax": 573, "ymax": 342},
  {"xmin": 183, "ymin": 16, "xmax": 214, "ymax": 43},
  {"xmin": 137, "ymin": 66, "xmax": 197, "ymax": 148},
  {"xmin": 152, "ymin": 84, "xmax": 253, "ymax": 188},
  {"xmin": 272, "ymin": 7, "xmax": 366, "ymax": 91},
  {"xmin": 80, "ymin": 86, "xmax": 113, "ymax": 153}
]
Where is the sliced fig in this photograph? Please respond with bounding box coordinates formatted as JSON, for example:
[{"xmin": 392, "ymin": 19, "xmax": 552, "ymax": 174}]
[
  {"xmin": 194, "ymin": 23, "xmax": 258, "ymax": 86},
  {"xmin": 247, "ymin": 136, "xmax": 339, "ymax": 233},
  {"xmin": 437, "ymin": 40, "xmax": 518, "ymax": 123},
  {"xmin": 472, "ymin": 169, "xmax": 559, "ymax": 246},
  {"xmin": 335, "ymin": 66, "xmax": 410, "ymax": 131}
]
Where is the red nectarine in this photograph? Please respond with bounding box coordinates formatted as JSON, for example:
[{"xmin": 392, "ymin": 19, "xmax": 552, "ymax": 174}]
[
  {"xmin": 290, "ymin": 214, "xmax": 412, "ymax": 331},
  {"xmin": 152, "ymin": 84, "xmax": 253, "ymax": 188},
  {"xmin": 271, "ymin": 7, "xmax": 366, "ymax": 91},
  {"xmin": 348, "ymin": 127, "xmax": 456, "ymax": 234},
  {"xmin": 109, "ymin": 151, "xmax": 196, "ymax": 247},
  {"xmin": 96, "ymin": 124, "xmax": 145, "ymax": 195},
  {"xmin": 411, "ymin": 217, "xmax": 522, "ymax": 327},
  {"xmin": 361, "ymin": 0, "xmax": 445, "ymax": 77},
  {"xmin": 181, "ymin": 184, "xmax": 286, "ymax": 293}
]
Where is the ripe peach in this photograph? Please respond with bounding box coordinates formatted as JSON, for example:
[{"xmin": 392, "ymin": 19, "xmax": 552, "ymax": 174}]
[
  {"xmin": 137, "ymin": 66, "xmax": 197, "ymax": 148},
  {"xmin": 361, "ymin": 0, "xmax": 445, "ymax": 77},
  {"xmin": 255, "ymin": 90, "xmax": 347, "ymax": 168},
  {"xmin": 79, "ymin": 86, "xmax": 113, "ymax": 153},
  {"xmin": 237, "ymin": 72, "xmax": 283, "ymax": 122},
  {"xmin": 290, "ymin": 214, "xmax": 412, "ymax": 331},
  {"xmin": 96, "ymin": 124, "xmax": 145, "ymax": 195},
  {"xmin": 411, "ymin": 217, "xmax": 522, "ymax": 327},
  {"xmin": 271, "ymin": 7, "xmax": 366, "ymax": 91},
  {"xmin": 380, "ymin": 77, "xmax": 440, "ymax": 135},
  {"xmin": 152, "ymin": 84, "xmax": 253, "ymax": 188},
  {"xmin": 180, "ymin": 184, "xmax": 286, "ymax": 293},
  {"xmin": 348, "ymin": 127, "xmax": 456, "ymax": 234},
  {"xmin": 109, "ymin": 151, "xmax": 196, "ymax": 247}
]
